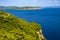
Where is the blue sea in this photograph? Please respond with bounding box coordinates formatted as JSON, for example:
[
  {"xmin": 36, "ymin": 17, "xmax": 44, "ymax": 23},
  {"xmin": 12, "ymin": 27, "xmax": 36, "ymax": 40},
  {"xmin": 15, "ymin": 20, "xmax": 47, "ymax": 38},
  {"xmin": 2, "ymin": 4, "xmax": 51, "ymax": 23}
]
[{"xmin": 3, "ymin": 8, "xmax": 60, "ymax": 40}]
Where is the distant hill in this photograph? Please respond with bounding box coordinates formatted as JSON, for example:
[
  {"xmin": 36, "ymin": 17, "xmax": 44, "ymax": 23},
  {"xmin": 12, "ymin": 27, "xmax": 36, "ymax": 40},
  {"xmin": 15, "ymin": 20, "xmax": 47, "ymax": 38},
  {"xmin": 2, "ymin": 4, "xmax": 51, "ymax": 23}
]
[
  {"xmin": 0, "ymin": 11, "xmax": 46, "ymax": 40},
  {"xmin": 0, "ymin": 6, "xmax": 40, "ymax": 10}
]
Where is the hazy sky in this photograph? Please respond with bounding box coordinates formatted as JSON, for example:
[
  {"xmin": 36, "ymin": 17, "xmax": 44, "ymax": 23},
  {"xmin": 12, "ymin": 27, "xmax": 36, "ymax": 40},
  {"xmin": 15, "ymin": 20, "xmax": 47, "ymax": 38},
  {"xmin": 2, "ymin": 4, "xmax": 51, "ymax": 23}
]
[{"xmin": 0, "ymin": 0, "xmax": 60, "ymax": 7}]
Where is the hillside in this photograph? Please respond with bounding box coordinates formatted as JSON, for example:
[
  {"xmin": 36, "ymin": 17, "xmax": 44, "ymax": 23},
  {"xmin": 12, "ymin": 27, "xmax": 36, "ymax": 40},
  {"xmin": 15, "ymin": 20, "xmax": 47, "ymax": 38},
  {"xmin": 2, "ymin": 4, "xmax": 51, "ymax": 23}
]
[{"xmin": 0, "ymin": 10, "xmax": 46, "ymax": 40}]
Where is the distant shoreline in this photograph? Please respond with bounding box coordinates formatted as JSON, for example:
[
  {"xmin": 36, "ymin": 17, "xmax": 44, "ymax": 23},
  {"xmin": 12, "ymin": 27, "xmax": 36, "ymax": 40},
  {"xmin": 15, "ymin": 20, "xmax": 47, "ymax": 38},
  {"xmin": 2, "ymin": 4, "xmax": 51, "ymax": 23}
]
[{"xmin": 0, "ymin": 6, "xmax": 41, "ymax": 10}]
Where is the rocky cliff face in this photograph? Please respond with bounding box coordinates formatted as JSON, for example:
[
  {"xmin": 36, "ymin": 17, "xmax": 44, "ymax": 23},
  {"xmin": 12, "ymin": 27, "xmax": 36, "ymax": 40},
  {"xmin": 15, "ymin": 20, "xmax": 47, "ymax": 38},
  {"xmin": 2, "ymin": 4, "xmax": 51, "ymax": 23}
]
[
  {"xmin": 0, "ymin": 11, "xmax": 46, "ymax": 40},
  {"xmin": 36, "ymin": 30, "xmax": 46, "ymax": 40}
]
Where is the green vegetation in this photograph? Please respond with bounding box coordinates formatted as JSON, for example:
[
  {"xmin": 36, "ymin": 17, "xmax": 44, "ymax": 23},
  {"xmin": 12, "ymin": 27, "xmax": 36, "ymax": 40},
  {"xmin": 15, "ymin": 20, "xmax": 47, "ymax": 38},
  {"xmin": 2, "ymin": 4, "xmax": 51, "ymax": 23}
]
[{"xmin": 0, "ymin": 11, "xmax": 45, "ymax": 40}]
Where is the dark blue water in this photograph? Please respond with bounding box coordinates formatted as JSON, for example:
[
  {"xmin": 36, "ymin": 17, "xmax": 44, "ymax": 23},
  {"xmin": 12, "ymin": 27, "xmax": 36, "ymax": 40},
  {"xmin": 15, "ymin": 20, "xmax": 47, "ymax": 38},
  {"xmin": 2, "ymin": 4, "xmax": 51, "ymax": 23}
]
[{"xmin": 3, "ymin": 8, "xmax": 60, "ymax": 40}]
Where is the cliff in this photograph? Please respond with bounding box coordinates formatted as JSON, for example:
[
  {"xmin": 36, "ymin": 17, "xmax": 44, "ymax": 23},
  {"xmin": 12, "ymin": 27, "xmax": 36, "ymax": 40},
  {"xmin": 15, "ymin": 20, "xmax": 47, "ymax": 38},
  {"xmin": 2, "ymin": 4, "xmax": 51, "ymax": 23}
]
[{"xmin": 0, "ymin": 11, "xmax": 46, "ymax": 40}]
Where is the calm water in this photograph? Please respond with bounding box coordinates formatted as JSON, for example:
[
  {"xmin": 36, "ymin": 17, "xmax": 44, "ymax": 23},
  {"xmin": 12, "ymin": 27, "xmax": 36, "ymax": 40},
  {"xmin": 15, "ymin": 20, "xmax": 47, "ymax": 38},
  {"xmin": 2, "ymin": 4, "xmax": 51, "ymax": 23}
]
[{"xmin": 3, "ymin": 8, "xmax": 60, "ymax": 40}]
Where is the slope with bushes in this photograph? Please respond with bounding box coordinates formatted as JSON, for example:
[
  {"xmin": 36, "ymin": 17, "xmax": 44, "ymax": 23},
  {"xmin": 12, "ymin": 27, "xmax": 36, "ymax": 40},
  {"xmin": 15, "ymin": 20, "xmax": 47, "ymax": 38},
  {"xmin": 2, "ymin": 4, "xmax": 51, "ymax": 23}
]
[{"xmin": 0, "ymin": 10, "xmax": 46, "ymax": 40}]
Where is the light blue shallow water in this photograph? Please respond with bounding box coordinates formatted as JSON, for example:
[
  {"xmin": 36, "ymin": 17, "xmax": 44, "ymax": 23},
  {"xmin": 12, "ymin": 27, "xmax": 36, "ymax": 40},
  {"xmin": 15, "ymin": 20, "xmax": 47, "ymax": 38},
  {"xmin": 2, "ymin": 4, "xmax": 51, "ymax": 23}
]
[{"xmin": 3, "ymin": 8, "xmax": 60, "ymax": 40}]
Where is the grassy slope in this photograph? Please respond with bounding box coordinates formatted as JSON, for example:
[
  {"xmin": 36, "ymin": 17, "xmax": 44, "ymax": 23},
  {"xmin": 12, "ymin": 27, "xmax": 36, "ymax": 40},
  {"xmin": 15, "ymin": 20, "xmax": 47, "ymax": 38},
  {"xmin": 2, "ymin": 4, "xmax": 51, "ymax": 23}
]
[{"xmin": 0, "ymin": 11, "xmax": 45, "ymax": 40}]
